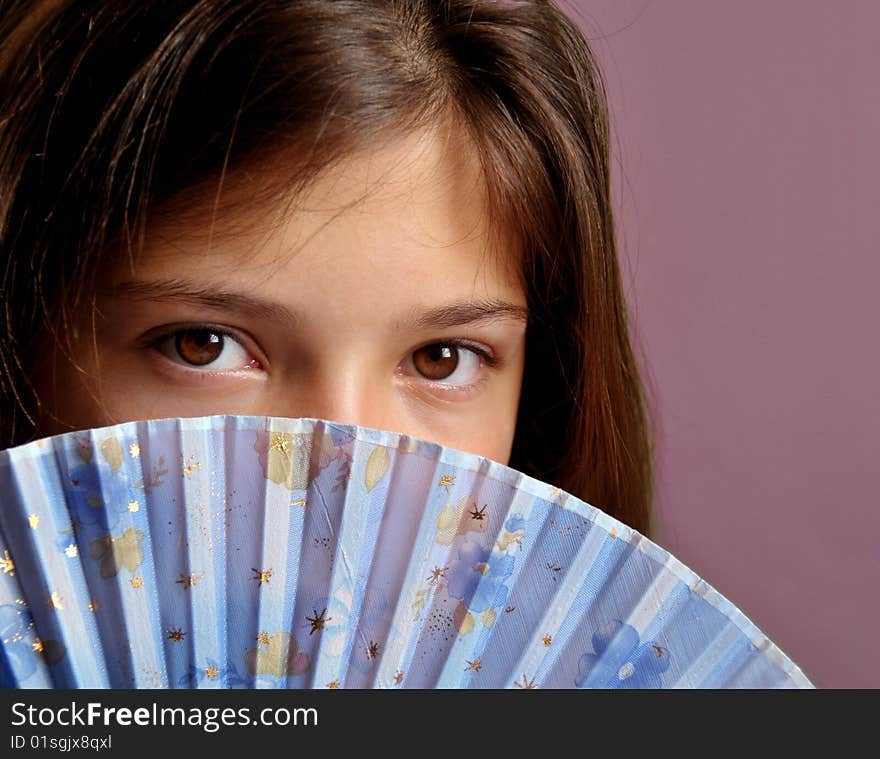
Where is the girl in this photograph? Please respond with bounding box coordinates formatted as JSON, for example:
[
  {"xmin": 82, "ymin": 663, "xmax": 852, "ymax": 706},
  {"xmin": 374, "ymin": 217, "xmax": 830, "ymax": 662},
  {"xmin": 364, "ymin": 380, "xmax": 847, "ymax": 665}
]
[{"xmin": 0, "ymin": 0, "xmax": 655, "ymax": 535}]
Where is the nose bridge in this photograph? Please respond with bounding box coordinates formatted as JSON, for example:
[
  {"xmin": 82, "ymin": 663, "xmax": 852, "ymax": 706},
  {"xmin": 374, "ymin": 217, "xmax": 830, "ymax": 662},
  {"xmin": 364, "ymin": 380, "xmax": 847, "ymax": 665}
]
[{"xmin": 297, "ymin": 360, "xmax": 393, "ymax": 430}]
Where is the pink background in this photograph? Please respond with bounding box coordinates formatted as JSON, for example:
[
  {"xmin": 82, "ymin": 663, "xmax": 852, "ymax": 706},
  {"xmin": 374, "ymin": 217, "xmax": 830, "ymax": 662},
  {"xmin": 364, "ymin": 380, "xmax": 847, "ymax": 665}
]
[{"xmin": 570, "ymin": 0, "xmax": 879, "ymax": 688}]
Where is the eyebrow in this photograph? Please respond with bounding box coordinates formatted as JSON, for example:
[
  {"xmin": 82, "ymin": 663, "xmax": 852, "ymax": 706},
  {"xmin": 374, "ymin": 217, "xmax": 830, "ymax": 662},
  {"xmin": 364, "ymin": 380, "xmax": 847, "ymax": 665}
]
[
  {"xmin": 103, "ymin": 278, "xmax": 529, "ymax": 330},
  {"xmin": 105, "ymin": 279, "xmax": 300, "ymax": 329}
]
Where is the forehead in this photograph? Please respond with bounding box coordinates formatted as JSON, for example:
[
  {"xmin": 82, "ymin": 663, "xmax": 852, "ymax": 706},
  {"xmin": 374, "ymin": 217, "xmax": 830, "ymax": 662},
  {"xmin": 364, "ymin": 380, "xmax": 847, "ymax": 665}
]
[{"xmin": 131, "ymin": 124, "xmax": 521, "ymax": 290}]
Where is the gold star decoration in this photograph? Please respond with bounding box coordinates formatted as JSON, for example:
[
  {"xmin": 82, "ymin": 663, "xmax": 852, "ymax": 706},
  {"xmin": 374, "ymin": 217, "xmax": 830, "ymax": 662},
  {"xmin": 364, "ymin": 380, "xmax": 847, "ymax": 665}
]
[
  {"xmin": 326, "ymin": 680, "xmax": 340, "ymax": 689},
  {"xmin": 64, "ymin": 543, "xmax": 78, "ymax": 558},
  {"xmin": 610, "ymin": 528, "xmax": 618, "ymax": 539},
  {"xmin": 426, "ymin": 566, "xmax": 448, "ymax": 585},
  {"xmin": 128, "ymin": 501, "xmax": 140, "ymax": 513},
  {"xmin": 46, "ymin": 591, "xmax": 64, "ymax": 610},
  {"xmin": 252, "ymin": 568, "xmax": 272, "ymax": 585},
  {"xmin": 393, "ymin": 671, "xmax": 404, "ymax": 686},
  {"xmin": 181, "ymin": 455, "xmax": 201, "ymax": 478},
  {"xmin": 130, "ymin": 576, "xmax": 143, "ymax": 589},
  {"xmin": 88, "ymin": 600, "xmax": 101, "ymax": 612},
  {"xmin": 306, "ymin": 608, "xmax": 330, "ymax": 635},
  {"xmin": 28, "ymin": 514, "xmax": 40, "ymax": 529},
  {"xmin": 32, "ymin": 638, "xmax": 44, "ymax": 653},
  {"xmin": 176, "ymin": 573, "xmax": 203, "ymax": 589},
  {"xmin": 465, "ymin": 659, "xmax": 482, "ymax": 672},
  {"xmin": 167, "ymin": 628, "xmax": 186, "ymax": 642},
  {"xmin": 514, "ymin": 674, "xmax": 538, "ymax": 689},
  {"xmin": 542, "ymin": 634, "xmax": 552, "ymax": 647},
  {"xmin": 1, "ymin": 550, "xmax": 14, "ymax": 575},
  {"xmin": 257, "ymin": 631, "xmax": 271, "ymax": 645},
  {"xmin": 129, "ymin": 443, "xmax": 140, "ymax": 458},
  {"xmin": 366, "ymin": 640, "xmax": 380, "ymax": 660},
  {"xmin": 205, "ymin": 665, "xmax": 220, "ymax": 679},
  {"xmin": 439, "ymin": 474, "xmax": 456, "ymax": 492},
  {"xmin": 469, "ymin": 504, "xmax": 487, "ymax": 521},
  {"xmin": 271, "ymin": 434, "xmax": 290, "ymax": 453}
]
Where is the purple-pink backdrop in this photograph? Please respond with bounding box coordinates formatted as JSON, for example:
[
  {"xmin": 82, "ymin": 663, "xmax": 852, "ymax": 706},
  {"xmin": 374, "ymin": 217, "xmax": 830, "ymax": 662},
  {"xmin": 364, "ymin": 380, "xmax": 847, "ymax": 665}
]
[{"xmin": 570, "ymin": 0, "xmax": 879, "ymax": 688}]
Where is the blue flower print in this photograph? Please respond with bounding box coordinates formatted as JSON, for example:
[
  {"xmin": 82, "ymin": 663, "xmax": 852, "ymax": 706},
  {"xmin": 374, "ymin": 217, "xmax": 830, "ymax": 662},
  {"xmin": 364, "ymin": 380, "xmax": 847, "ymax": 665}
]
[
  {"xmin": 446, "ymin": 540, "xmax": 491, "ymax": 601},
  {"xmin": 575, "ymin": 620, "xmax": 671, "ymax": 689},
  {"xmin": 469, "ymin": 552, "xmax": 515, "ymax": 613},
  {"xmin": 66, "ymin": 463, "xmax": 131, "ymax": 532},
  {"xmin": 446, "ymin": 539, "xmax": 515, "ymax": 613}
]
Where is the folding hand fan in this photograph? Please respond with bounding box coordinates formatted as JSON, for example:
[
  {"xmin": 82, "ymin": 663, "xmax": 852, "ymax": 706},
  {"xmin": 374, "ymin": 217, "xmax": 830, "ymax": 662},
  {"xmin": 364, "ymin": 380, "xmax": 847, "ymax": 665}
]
[{"xmin": 0, "ymin": 415, "xmax": 812, "ymax": 689}]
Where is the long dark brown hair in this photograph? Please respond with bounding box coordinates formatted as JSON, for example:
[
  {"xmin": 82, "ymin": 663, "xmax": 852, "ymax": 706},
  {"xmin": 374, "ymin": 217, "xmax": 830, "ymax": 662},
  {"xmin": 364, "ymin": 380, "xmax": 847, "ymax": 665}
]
[{"xmin": 0, "ymin": 0, "xmax": 656, "ymax": 534}]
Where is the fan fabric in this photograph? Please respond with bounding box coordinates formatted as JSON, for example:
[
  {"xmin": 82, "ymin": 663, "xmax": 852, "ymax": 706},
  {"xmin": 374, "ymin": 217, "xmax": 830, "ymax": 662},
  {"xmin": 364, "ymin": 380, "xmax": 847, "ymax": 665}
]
[{"xmin": 0, "ymin": 416, "xmax": 813, "ymax": 689}]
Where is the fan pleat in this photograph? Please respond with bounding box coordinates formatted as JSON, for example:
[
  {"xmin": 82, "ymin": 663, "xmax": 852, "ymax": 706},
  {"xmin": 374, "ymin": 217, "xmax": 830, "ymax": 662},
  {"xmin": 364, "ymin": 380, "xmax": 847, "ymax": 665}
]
[
  {"xmin": 87, "ymin": 422, "xmax": 161, "ymax": 688},
  {"xmin": 239, "ymin": 417, "xmax": 300, "ymax": 688},
  {"xmin": 433, "ymin": 476, "xmax": 542, "ymax": 689},
  {"xmin": 342, "ymin": 433, "xmax": 438, "ymax": 689},
  {"xmin": 509, "ymin": 516, "xmax": 615, "ymax": 689},
  {"xmin": 670, "ymin": 617, "xmax": 754, "ymax": 688},
  {"xmin": 0, "ymin": 443, "xmax": 102, "ymax": 686},
  {"xmin": 315, "ymin": 431, "xmax": 387, "ymax": 687},
  {"xmin": 363, "ymin": 435, "xmax": 451, "ymax": 688},
  {"xmin": 275, "ymin": 419, "xmax": 340, "ymax": 688}
]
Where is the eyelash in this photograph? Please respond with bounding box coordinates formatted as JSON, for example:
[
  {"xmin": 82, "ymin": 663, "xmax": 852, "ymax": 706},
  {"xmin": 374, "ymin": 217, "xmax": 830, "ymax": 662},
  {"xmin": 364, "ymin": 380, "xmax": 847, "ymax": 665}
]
[
  {"xmin": 405, "ymin": 339, "xmax": 500, "ymax": 397},
  {"xmin": 146, "ymin": 324, "xmax": 258, "ymax": 374},
  {"xmin": 144, "ymin": 325, "xmax": 500, "ymax": 395}
]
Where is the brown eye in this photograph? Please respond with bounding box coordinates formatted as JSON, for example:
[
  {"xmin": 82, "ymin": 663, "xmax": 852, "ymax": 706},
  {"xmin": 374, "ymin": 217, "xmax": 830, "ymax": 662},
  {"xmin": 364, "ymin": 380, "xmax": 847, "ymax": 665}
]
[
  {"xmin": 412, "ymin": 344, "xmax": 460, "ymax": 380},
  {"xmin": 175, "ymin": 329, "xmax": 223, "ymax": 366}
]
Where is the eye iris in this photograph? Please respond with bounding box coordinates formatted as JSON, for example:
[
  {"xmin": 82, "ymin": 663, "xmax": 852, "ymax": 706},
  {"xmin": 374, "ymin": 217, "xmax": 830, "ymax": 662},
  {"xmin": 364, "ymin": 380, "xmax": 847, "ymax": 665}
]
[
  {"xmin": 414, "ymin": 344, "xmax": 458, "ymax": 380},
  {"xmin": 175, "ymin": 330, "xmax": 223, "ymax": 366}
]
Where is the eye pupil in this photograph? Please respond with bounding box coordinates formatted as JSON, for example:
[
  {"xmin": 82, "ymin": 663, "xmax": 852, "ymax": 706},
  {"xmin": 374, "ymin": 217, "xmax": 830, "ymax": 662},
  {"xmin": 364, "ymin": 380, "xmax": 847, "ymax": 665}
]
[
  {"xmin": 176, "ymin": 329, "xmax": 223, "ymax": 366},
  {"xmin": 414, "ymin": 344, "xmax": 459, "ymax": 380}
]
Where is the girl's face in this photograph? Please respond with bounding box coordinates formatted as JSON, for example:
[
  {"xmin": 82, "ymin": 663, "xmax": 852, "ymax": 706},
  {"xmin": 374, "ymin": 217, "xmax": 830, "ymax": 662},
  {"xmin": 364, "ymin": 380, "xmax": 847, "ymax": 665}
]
[{"xmin": 33, "ymin": 128, "xmax": 529, "ymax": 463}]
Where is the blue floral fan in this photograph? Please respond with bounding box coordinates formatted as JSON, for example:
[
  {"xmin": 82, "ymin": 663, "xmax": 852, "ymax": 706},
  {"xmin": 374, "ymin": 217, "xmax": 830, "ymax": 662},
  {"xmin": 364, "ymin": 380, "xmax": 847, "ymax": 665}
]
[{"xmin": 0, "ymin": 415, "xmax": 812, "ymax": 689}]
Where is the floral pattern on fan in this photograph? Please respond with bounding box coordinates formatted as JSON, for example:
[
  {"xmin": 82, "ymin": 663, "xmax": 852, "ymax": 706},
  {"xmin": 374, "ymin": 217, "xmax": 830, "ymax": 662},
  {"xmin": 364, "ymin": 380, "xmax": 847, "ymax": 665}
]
[
  {"xmin": 447, "ymin": 540, "xmax": 506, "ymax": 607},
  {"xmin": 575, "ymin": 620, "xmax": 671, "ymax": 689}
]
